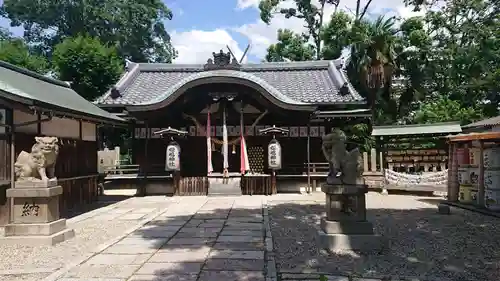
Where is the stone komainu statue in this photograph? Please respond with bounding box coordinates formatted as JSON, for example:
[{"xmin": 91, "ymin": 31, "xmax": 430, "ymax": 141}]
[
  {"xmin": 14, "ymin": 137, "xmax": 59, "ymax": 183},
  {"xmin": 321, "ymin": 129, "xmax": 363, "ymax": 185}
]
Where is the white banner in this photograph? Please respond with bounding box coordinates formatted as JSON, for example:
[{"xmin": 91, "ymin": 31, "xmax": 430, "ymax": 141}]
[{"xmin": 385, "ymin": 169, "xmax": 448, "ymax": 186}]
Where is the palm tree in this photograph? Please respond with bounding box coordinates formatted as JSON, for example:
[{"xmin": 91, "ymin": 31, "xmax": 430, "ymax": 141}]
[
  {"xmin": 347, "ymin": 16, "xmax": 399, "ymax": 124},
  {"xmin": 349, "ymin": 16, "xmax": 398, "ymax": 90}
]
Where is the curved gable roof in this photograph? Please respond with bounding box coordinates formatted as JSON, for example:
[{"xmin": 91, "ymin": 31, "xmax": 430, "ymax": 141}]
[{"xmin": 95, "ymin": 58, "xmax": 366, "ymax": 110}]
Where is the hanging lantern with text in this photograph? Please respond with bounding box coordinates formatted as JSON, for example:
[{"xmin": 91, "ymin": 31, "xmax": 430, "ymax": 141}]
[
  {"xmin": 268, "ymin": 139, "xmax": 282, "ymax": 170},
  {"xmin": 165, "ymin": 141, "xmax": 181, "ymax": 171}
]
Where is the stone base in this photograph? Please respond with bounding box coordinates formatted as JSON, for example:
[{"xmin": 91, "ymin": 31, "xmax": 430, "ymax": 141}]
[
  {"xmin": 318, "ymin": 230, "xmax": 387, "ymax": 254},
  {"xmin": 4, "ymin": 218, "xmax": 68, "ymax": 236},
  {"xmin": 0, "ymin": 228, "xmax": 74, "ymax": 246},
  {"xmin": 15, "ymin": 178, "xmax": 58, "ymax": 188},
  {"xmin": 437, "ymin": 203, "xmax": 451, "ymax": 215},
  {"xmin": 2, "ymin": 218, "xmax": 75, "ymax": 245},
  {"xmin": 320, "ymin": 218, "xmax": 374, "ymax": 234}
]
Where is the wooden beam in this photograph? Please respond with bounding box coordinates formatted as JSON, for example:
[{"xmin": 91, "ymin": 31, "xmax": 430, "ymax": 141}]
[
  {"xmin": 478, "ymin": 140, "xmax": 485, "ymax": 207},
  {"xmin": 449, "ymin": 132, "xmax": 500, "ymax": 142}
]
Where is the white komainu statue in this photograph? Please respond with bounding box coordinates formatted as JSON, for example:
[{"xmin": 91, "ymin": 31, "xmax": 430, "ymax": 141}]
[{"xmin": 14, "ymin": 136, "xmax": 59, "ymax": 183}]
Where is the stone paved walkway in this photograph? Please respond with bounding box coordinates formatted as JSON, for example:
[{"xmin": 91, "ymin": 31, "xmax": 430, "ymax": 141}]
[
  {"xmin": 4, "ymin": 193, "xmax": 471, "ymax": 281},
  {"xmin": 53, "ymin": 196, "xmax": 273, "ymax": 281}
]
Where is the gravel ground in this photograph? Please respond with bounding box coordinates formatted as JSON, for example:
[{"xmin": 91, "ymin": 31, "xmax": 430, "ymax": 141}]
[
  {"xmin": 0, "ymin": 195, "xmax": 174, "ymax": 281},
  {"xmin": 0, "ymin": 273, "xmax": 50, "ymax": 281},
  {"xmin": 268, "ymin": 192, "xmax": 500, "ymax": 281}
]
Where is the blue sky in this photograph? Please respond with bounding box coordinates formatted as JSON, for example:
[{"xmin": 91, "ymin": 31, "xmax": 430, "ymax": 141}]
[{"xmin": 0, "ymin": 0, "xmax": 421, "ymax": 63}]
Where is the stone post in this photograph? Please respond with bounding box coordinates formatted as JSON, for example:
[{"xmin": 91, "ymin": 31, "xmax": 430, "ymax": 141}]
[
  {"xmin": 363, "ymin": 152, "xmax": 369, "ymax": 172},
  {"xmin": 1, "ymin": 181, "xmax": 75, "ymax": 245},
  {"xmin": 370, "ymin": 148, "xmax": 377, "ymax": 172},
  {"xmin": 318, "ymin": 184, "xmax": 387, "ymax": 253},
  {"xmin": 1, "ymin": 137, "xmax": 74, "ymax": 246}
]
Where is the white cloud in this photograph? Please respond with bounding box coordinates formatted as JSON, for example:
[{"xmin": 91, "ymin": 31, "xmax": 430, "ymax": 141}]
[
  {"xmin": 234, "ymin": 0, "xmax": 421, "ymax": 59},
  {"xmin": 236, "ymin": 0, "xmax": 260, "ymax": 10},
  {"xmin": 171, "ymin": 29, "xmax": 246, "ymax": 64},
  {"xmin": 171, "ymin": 0, "xmax": 422, "ymax": 63}
]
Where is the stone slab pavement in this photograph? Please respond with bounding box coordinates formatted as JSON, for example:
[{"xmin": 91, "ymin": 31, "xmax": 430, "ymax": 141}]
[
  {"xmin": 47, "ymin": 196, "xmax": 274, "ymax": 281},
  {"xmin": 38, "ymin": 194, "xmax": 402, "ymax": 281}
]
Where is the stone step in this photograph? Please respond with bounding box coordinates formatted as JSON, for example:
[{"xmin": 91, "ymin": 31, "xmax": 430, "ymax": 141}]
[{"xmin": 208, "ymin": 178, "xmax": 242, "ymax": 196}]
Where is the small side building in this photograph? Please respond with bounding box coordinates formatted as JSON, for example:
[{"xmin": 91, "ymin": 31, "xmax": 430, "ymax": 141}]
[{"xmin": 0, "ymin": 60, "xmax": 126, "ymax": 226}]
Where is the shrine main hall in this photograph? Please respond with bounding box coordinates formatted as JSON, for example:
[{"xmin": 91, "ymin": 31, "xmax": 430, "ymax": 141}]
[{"xmin": 95, "ymin": 51, "xmax": 371, "ymax": 195}]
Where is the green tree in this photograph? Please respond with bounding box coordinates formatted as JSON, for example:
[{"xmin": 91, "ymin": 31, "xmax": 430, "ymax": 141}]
[
  {"xmin": 1, "ymin": 0, "xmax": 177, "ymax": 62},
  {"xmin": 0, "ymin": 27, "xmax": 11, "ymax": 41},
  {"xmin": 52, "ymin": 35, "xmax": 123, "ymax": 101},
  {"xmin": 321, "ymin": 11, "xmax": 352, "ymax": 60},
  {"xmin": 265, "ymin": 29, "xmax": 315, "ymax": 62},
  {"xmin": 0, "ymin": 39, "xmax": 49, "ymax": 73},
  {"xmin": 260, "ymin": 0, "xmax": 374, "ymax": 60},
  {"xmin": 419, "ymin": 0, "xmax": 500, "ymax": 117},
  {"xmin": 392, "ymin": 16, "xmax": 432, "ymax": 118},
  {"xmin": 413, "ymin": 96, "xmax": 483, "ymax": 125}
]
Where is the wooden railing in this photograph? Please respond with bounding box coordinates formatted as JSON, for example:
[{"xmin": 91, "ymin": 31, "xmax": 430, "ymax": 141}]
[
  {"xmin": 241, "ymin": 175, "xmax": 274, "ymax": 195},
  {"xmin": 277, "ymin": 162, "xmax": 329, "ymax": 177},
  {"xmin": 176, "ymin": 176, "xmax": 208, "ymax": 196},
  {"xmin": 58, "ymin": 174, "xmax": 99, "ymax": 214}
]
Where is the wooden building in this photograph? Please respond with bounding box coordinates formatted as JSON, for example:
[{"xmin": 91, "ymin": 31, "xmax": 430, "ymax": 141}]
[
  {"xmin": 0, "ymin": 60, "xmax": 125, "ymax": 225},
  {"xmin": 95, "ymin": 51, "xmax": 370, "ymax": 195},
  {"xmin": 446, "ymin": 116, "xmax": 500, "ymax": 212},
  {"xmin": 371, "ymin": 122, "xmax": 462, "ymax": 193}
]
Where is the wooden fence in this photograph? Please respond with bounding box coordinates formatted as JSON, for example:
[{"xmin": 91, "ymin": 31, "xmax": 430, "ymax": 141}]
[
  {"xmin": 58, "ymin": 175, "xmax": 99, "ymax": 214},
  {"xmin": 175, "ymin": 176, "xmax": 209, "ymax": 196},
  {"xmin": 241, "ymin": 175, "xmax": 274, "ymax": 195}
]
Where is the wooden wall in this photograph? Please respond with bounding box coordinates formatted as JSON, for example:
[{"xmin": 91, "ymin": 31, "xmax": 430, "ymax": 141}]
[
  {"xmin": 133, "ymin": 135, "xmax": 325, "ymax": 177},
  {"xmin": 0, "ymin": 110, "xmax": 100, "ymax": 224}
]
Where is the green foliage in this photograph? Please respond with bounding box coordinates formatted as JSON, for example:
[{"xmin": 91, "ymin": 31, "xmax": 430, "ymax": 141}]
[
  {"xmin": 265, "ymin": 29, "xmax": 315, "ymax": 62},
  {"xmin": 0, "ymin": 27, "xmax": 11, "ymax": 41},
  {"xmin": 1, "ymin": 0, "xmax": 177, "ymax": 62},
  {"xmin": 52, "ymin": 35, "xmax": 123, "ymax": 101},
  {"xmin": 0, "ymin": 39, "xmax": 49, "ymax": 73},
  {"xmin": 321, "ymin": 11, "xmax": 352, "ymax": 60},
  {"xmin": 259, "ymin": 0, "xmax": 343, "ymax": 60},
  {"xmin": 413, "ymin": 96, "xmax": 483, "ymax": 125}
]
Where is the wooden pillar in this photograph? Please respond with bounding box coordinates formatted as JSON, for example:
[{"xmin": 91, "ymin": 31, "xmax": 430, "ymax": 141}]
[
  {"xmin": 379, "ymin": 137, "xmax": 388, "ymax": 195},
  {"xmin": 131, "ymin": 123, "xmax": 136, "ymax": 164},
  {"xmin": 139, "ymin": 124, "xmax": 149, "ymax": 197},
  {"xmin": 306, "ymin": 121, "xmax": 311, "ymax": 193},
  {"xmin": 478, "ymin": 140, "xmax": 485, "ymax": 206},
  {"xmin": 447, "ymin": 142, "xmax": 459, "ymax": 202},
  {"xmin": 379, "ymin": 151, "xmax": 383, "ymax": 173}
]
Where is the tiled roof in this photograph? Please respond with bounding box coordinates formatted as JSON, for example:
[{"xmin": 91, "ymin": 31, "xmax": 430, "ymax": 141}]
[
  {"xmin": 0, "ymin": 60, "xmax": 125, "ymax": 123},
  {"xmin": 95, "ymin": 59, "xmax": 365, "ymax": 109},
  {"xmin": 463, "ymin": 116, "xmax": 500, "ymax": 129},
  {"xmin": 372, "ymin": 122, "xmax": 462, "ymax": 137}
]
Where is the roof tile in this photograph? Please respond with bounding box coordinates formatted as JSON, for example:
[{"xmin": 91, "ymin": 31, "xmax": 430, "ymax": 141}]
[{"xmin": 95, "ymin": 60, "xmax": 365, "ymax": 107}]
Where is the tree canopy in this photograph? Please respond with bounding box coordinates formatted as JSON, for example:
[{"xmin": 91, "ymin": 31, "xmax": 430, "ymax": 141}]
[
  {"xmin": 0, "ymin": 0, "xmax": 177, "ymax": 101},
  {"xmin": 0, "ymin": 0, "xmax": 177, "ymax": 63},
  {"xmin": 260, "ymin": 0, "xmax": 500, "ymax": 127},
  {"xmin": 0, "ymin": 38, "xmax": 49, "ymax": 73},
  {"xmin": 52, "ymin": 36, "xmax": 123, "ymax": 101}
]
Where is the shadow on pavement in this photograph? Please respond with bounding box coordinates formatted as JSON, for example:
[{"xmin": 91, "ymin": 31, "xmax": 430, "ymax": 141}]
[
  {"xmin": 120, "ymin": 198, "xmax": 500, "ymax": 281},
  {"xmin": 61, "ymin": 193, "xmax": 133, "ymax": 219}
]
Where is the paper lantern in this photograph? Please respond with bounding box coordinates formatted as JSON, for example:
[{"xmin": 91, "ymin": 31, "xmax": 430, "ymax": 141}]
[
  {"xmin": 268, "ymin": 139, "xmax": 282, "ymax": 170},
  {"xmin": 165, "ymin": 142, "xmax": 181, "ymax": 171}
]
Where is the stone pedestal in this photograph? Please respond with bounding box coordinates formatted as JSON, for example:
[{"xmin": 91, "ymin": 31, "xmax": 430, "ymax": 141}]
[
  {"xmin": 0, "ymin": 183, "xmax": 75, "ymax": 246},
  {"xmin": 318, "ymin": 184, "xmax": 387, "ymax": 253}
]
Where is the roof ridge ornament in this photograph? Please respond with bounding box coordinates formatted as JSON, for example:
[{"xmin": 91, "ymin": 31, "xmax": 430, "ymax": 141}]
[{"xmin": 204, "ymin": 49, "xmax": 241, "ymax": 71}]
